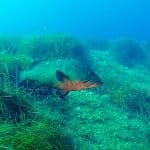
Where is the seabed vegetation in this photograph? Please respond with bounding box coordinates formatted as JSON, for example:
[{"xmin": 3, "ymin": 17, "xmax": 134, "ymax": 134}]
[{"xmin": 0, "ymin": 34, "xmax": 149, "ymax": 150}]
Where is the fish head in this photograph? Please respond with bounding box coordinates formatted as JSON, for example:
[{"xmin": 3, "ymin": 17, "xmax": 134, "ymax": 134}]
[{"xmin": 87, "ymin": 69, "xmax": 103, "ymax": 85}]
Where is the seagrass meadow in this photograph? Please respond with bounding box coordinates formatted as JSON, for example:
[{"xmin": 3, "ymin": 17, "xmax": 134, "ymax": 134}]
[{"xmin": 0, "ymin": 34, "xmax": 149, "ymax": 150}]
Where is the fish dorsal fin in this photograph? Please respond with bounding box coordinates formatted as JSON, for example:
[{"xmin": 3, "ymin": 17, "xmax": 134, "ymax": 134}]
[{"xmin": 56, "ymin": 70, "xmax": 70, "ymax": 82}]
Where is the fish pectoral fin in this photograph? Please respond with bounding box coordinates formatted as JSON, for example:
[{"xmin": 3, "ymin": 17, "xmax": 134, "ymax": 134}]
[{"xmin": 56, "ymin": 70, "xmax": 70, "ymax": 82}]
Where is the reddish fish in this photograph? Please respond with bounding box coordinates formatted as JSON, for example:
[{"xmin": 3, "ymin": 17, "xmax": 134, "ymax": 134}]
[
  {"xmin": 55, "ymin": 70, "xmax": 103, "ymax": 97},
  {"xmin": 19, "ymin": 59, "xmax": 103, "ymax": 98}
]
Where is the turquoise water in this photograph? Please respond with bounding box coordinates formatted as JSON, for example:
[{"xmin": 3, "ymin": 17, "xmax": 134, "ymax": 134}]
[
  {"xmin": 0, "ymin": 1, "xmax": 149, "ymax": 150},
  {"xmin": 0, "ymin": 0, "xmax": 150, "ymax": 39}
]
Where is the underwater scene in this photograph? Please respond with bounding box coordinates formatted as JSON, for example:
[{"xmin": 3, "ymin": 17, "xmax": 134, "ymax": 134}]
[{"xmin": 0, "ymin": 0, "xmax": 150, "ymax": 150}]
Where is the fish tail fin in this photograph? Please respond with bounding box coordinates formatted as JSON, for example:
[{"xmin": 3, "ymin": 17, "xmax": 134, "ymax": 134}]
[{"xmin": 55, "ymin": 70, "xmax": 72, "ymax": 97}]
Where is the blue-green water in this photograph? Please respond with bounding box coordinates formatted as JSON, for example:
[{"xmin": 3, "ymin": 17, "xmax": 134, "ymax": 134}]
[
  {"xmin": 0, "ymin": 0, "xmax": 150, "ymax": 39},
  {"xmin": 0, "ymin": 1, "xmax": 149, "ymax": 150}
]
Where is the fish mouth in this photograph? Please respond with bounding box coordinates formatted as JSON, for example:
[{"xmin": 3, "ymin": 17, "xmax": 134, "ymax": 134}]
[
  {"xmin": 92, "ymin": 78, "xmax": 103, "ymax": 86},
  {"xmin": 99, "ymin": 81, "xmax": 103, "ymax": 85}
]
